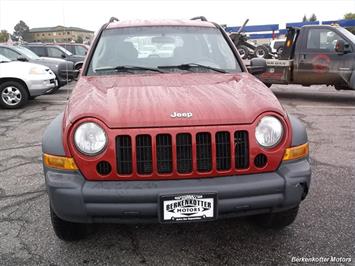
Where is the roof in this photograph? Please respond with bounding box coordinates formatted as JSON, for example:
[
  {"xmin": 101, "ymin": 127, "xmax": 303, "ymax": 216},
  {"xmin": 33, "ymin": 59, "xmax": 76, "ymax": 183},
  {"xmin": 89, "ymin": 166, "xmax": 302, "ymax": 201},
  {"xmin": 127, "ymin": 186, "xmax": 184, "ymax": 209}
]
[
  {"xmin": 106, "ymin": 19, "xmax": 215, "ymax": 29},
  {"xmin": 30, "ymin": 26, "xmax": 94, "ymax": 33}
]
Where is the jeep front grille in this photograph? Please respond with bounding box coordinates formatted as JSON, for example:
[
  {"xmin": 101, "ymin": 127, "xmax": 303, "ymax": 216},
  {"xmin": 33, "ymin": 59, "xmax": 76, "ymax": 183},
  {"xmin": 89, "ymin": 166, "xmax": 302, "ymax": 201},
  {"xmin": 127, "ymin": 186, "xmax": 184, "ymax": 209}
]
[{"xmin": 115, "ymin": 130, "xmax": 249, "ymax": 177}]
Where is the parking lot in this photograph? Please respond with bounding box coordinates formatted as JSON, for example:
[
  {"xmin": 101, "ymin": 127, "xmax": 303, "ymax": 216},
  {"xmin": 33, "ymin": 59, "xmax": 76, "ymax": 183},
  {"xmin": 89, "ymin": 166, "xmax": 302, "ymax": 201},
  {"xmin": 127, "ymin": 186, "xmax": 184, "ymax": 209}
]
[{"xmin": 0, "ymin": 82, "xmax": 354, "ymax": 265}]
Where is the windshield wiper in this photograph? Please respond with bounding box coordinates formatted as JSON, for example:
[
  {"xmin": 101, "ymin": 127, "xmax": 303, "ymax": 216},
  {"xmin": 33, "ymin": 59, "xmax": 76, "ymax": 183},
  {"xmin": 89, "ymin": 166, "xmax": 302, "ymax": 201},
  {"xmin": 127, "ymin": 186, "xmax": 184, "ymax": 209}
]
[
  {"xmin": 95, "ymin": 65, "xmax": 164, "ymax": 73},
  {"xmin": 158, "ymin": 63, "xmax": 227, "ymax": 73}
]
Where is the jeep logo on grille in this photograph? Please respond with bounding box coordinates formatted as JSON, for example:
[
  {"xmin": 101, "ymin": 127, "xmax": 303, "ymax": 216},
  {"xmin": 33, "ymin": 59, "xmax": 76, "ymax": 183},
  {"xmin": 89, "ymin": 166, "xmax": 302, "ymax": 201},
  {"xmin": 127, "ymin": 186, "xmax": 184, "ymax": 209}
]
[{"xmin": 170, "ymin": 112, "xmax": 193, "ymax": 118}]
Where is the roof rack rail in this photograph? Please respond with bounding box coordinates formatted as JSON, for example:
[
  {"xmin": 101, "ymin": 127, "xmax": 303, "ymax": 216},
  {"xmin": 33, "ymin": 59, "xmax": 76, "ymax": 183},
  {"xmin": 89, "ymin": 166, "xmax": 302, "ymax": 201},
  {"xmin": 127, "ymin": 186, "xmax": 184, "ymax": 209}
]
[
  {"xmin": 191, "ymin": 16, "xmax": 207, "ymax": 22},
  {"xmin": 109, "ymin": 17, "xmax": 119, "ymax": 23}
]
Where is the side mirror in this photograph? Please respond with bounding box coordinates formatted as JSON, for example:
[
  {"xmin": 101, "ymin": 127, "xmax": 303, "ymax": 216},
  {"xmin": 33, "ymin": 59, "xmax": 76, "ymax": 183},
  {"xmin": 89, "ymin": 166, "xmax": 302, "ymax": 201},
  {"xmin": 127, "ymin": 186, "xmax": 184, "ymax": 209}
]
[
  {"xmin": 247, "ymin": 58, "xmax": 267, "ymax": 75},
  {"xmin": 17, "ymin": 56, "xmax": 28, "ymax": 62},
  {"xmin": 335, "ymin": 39, "xmax": 345, "ymax": 54},
  {"xmin": 61, "ymin": 54, "xmax": 66, "ymax": 59}
]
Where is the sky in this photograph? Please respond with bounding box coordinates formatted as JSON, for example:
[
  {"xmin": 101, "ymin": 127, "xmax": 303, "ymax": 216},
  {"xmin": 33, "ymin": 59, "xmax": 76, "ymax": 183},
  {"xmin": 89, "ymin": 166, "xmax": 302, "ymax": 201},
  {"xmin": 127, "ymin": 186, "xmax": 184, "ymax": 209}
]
[{"xmin": 0, "ymin": 0, "xmax": 354, "ymax": 33}]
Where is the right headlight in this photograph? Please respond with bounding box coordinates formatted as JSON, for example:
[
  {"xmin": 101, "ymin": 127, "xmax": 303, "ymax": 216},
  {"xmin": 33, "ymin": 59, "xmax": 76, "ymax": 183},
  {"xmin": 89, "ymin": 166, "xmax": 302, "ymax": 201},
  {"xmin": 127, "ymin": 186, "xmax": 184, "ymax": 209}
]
[
  {"xmin": 29, "ymin": 66, "xmax": 47, "ymax": 75},
  {"xmin": 74, "ymin": 122, "xmax": 107, "ymax": 155},
  {"xmin": 255, "ymin": 116, "xmax": 283, "ymax": 148}
]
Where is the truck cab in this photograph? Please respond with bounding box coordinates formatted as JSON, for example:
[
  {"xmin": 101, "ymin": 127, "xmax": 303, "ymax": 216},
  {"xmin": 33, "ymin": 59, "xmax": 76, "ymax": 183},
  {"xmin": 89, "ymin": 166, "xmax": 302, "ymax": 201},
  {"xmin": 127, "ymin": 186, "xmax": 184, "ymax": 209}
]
[{"xmin": 258, "ymin": 25, "xmax": 355, "ymax": 90}]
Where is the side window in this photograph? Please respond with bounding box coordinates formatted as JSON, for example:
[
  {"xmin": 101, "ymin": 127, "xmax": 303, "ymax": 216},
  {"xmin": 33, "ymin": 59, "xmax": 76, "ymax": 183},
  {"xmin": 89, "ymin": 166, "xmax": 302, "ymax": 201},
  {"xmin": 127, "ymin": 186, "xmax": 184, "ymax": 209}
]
[
  {"xmin": 307, "ymin": 29, "xmax": 344, "ymax": 51},
  {"xmin": 63, "ymin": 45, "xmax": 74, "ymax": 54},
  {"xmin": 29, "ymin": 47, "xmax": 46, "ymax": 57},
  {"xmin": 75, "ymin": 46, "xmax": 87, "ymax": 56},
  {"xmin": 48, "ymin": 47, "xmax": 64, "ymax": 58},
  {"xmin": 0, "ymin": 47, "xmax": 21, "ymax": 60}
]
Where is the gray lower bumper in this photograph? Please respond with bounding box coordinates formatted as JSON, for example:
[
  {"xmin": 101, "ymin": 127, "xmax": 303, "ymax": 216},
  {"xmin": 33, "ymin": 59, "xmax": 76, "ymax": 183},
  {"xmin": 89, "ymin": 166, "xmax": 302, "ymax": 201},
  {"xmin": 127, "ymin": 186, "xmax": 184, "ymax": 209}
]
[
  {"xmin": 44, "ymin": 158, "xmax": 311, "ymax": 223},
  {"xmin": 28, "ymin": 79, "xmax": 57, "ymax": 96}
]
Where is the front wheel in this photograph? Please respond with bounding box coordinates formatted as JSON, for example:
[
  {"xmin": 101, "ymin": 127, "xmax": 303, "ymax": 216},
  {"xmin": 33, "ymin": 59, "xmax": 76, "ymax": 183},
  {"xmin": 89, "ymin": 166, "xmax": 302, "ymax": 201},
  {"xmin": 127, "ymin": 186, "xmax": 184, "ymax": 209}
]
[
  {"xmin": 0, "ymin": 81, "xmax": 29, "ymax": 109},
  {"xmin": 252, "ymin": 206, "xmax": 299, "ymax": 229},
  {"xmin": 254, "ymin": 45, "xmax": 270, "ymax": 59},
  {"xmin": 50, "ymin": 207, "xmax": 91, "ymax": 241},
  {"xmin": 75, "ymin": 64, "xmax": 83, "ymax": 70},
  {"xmin": 238, "ymin": 45, "xmax": 249, "ymax": 59}
]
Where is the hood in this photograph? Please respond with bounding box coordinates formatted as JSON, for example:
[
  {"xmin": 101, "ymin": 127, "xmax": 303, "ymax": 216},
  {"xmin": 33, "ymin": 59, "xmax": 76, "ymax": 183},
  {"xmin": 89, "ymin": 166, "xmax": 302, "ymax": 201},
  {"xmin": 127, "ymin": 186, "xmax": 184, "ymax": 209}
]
[
  {"xmin": 38, "ymin": 57, "xmax": 68, "ymax": 64},
  {"xmin": 6, "ymin": 60, "xmax": 49, "ymax": 69},
  {"xmin": 67, "ymin": 73, "xmax": 285, "ymax": 128}
]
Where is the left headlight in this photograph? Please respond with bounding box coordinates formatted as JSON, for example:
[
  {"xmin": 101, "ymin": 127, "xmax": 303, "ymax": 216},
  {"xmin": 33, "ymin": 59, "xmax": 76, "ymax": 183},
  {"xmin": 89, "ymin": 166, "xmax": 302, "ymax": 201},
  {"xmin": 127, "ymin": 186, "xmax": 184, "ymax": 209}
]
[
  {"xmin": 255, "ymin": 116, "xmax": 283, "ymax": 148},
  {"xmin": 74, "ymin": 122, "xmax": 107, "ymax": 155},
  {"xmin": 29, "ymin": 67, "xmax": 47, "ymax": 75}
]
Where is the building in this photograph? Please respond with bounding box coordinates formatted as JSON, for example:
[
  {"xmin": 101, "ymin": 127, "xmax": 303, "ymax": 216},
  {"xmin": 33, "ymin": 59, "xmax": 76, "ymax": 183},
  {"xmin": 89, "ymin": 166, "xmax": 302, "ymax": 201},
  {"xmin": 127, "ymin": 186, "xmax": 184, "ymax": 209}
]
[{"xmin": 29, "ymin": 26, "xmax": 94, "ymax": 43}]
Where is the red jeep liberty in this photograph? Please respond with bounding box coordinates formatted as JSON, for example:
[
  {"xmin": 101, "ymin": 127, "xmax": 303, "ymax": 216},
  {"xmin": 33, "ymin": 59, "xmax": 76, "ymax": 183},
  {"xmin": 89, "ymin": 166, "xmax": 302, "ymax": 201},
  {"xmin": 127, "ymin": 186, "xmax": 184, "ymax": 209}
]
[{"xmin": 42, "ymin": 17, "xmax": 311, "ymax": 241}]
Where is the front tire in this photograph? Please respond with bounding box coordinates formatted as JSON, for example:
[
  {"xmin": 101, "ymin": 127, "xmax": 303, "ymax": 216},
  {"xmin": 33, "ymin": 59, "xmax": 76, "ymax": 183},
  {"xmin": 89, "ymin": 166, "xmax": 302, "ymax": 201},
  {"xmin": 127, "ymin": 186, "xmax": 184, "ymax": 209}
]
[
  {"xmin": 75, "ymin": 63, "xmax": 83, "ymax": 70},
  {"xmin": 252, "ymin": 206, "xmax": 299, "ymax": 229},
  {"xmin": 238, "ymin": 45, "xmax": 249, "ymax": 59},
  {"xmin": 50, "ymin": 207, "xmax": 90, "ymax": 241},
  {"xmin": 0, "ymin": 81, "xmax": 29, "ymax": 109},
  {"xmin": 254, "ymin": 45, "xmax": 270, "ymax": 59}
]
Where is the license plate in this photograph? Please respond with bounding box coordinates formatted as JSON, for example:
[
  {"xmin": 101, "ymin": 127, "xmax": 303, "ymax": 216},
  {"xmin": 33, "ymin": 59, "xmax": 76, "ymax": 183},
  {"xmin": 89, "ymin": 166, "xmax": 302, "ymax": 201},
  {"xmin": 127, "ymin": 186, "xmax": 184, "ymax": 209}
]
[{"xmin": 159, "ymin": 193, "xmax": 217, "ymax": 223}]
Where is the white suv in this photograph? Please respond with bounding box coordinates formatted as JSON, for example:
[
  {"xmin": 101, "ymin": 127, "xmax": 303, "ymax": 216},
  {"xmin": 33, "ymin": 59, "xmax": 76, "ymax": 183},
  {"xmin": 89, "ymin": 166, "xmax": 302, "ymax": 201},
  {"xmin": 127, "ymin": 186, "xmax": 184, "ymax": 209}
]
[{"xmin": 0, "ymin": 54, "xmax": 57, "ymax": 109}]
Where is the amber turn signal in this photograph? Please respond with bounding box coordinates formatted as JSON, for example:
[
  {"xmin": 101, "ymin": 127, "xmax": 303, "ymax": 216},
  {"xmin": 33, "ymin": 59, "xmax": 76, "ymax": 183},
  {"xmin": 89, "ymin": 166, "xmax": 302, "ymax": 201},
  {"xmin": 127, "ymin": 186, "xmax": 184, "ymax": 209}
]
[
  {"xmin": 283, "ymin": 143, "xmax": 309, "ymax": 161},
  {"xmin": 43, "ymin": 154, "xmax": 78, "ymax": 170}
]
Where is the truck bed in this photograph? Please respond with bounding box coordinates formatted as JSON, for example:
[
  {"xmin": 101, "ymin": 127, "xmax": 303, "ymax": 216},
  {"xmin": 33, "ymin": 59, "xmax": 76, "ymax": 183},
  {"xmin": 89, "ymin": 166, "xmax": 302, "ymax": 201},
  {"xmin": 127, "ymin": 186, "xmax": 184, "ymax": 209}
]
[{"xmin": 258, "ymin": 59, "xmax": 293, "ymax": 85}]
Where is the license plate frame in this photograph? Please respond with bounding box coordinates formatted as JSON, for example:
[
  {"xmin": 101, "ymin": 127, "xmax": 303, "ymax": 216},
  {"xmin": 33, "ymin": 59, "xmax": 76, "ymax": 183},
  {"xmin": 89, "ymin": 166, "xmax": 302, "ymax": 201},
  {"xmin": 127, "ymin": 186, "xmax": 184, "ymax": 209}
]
[{"xmin": 159, "ymin": 193, "xmax": 217, "ymax": 224}]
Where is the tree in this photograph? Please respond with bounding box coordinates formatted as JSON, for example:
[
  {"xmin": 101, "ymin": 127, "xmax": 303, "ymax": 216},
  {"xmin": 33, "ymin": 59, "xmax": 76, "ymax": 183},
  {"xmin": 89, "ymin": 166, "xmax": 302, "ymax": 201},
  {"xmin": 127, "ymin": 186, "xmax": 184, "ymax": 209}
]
[
  {"xmin": 76, "ymin": 36, "xmax": 83, "ymax": 43},
  {"xmin": 0, "ymin": 30, "xmax": 9, "ymax": 42},
  {"xmin": 13, "ymin": 20, "xmax": 30, "ymax": 41},
  {"xmin": 309, "ymin": 13, "xmax": 317, "ymax": 22},
  {"xmin": 344, "ymin": 13, "xmax": 355, "ymax": 20},
  {"xmin": 344, "ymin": 13, "xmax": 355, "ymax": 34},
  {"xmin": 302, "ymin": 15, "xmax": 307, "ymax": 22}
]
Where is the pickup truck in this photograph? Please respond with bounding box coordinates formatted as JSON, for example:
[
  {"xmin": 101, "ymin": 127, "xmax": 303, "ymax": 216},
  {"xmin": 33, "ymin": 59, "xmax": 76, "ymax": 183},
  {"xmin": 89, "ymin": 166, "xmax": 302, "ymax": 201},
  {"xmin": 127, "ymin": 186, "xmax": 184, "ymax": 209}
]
[{"xmin": 257, "ymin": 25, "xmax": 355, "ymax": 90}]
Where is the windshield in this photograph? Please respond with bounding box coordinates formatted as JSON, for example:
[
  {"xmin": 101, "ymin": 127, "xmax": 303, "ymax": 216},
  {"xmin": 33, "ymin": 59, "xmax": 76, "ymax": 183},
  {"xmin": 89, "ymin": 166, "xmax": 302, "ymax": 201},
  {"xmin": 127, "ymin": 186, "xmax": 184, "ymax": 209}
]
[
  {"xmin": 15, "ymin": 46, "xmax": 40, "ymax": 60},
  {"xmin": 87, "ymin": 26, "xmax": 241, "ymax": 75},
  {"xmin": 0, "ymin": 54, "xmax": 10, "ymax": 62},
  {"xmin": 57, "ymin": 46, "xmax": 73, "ymax": 56},
  {"xmin": 337, "ymin": 27, "xmax": 355, "ymax": 44}
]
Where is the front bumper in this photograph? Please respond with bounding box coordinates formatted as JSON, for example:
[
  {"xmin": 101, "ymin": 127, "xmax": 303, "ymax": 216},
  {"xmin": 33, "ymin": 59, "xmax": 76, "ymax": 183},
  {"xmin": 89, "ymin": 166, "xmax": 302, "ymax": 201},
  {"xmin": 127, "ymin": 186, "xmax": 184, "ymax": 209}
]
[
  {"xmin": 44, "ymin": 158, "xmax": 311, "ymax": 224},
  {"xmin": 27, "ymin": 78, "xmax": 57, "ymax": 96},
  {"xmin": 58, "ymin": 70, "xmax": 79, "ymax": 83}
]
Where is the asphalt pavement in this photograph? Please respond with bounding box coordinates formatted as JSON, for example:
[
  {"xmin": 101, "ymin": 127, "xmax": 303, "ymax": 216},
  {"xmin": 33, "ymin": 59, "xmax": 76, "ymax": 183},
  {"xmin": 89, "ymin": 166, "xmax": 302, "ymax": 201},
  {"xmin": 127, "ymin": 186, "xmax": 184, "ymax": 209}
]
[{"xmin": 0, "ymin": 83, "xmax": 354, "ymax": 265}]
